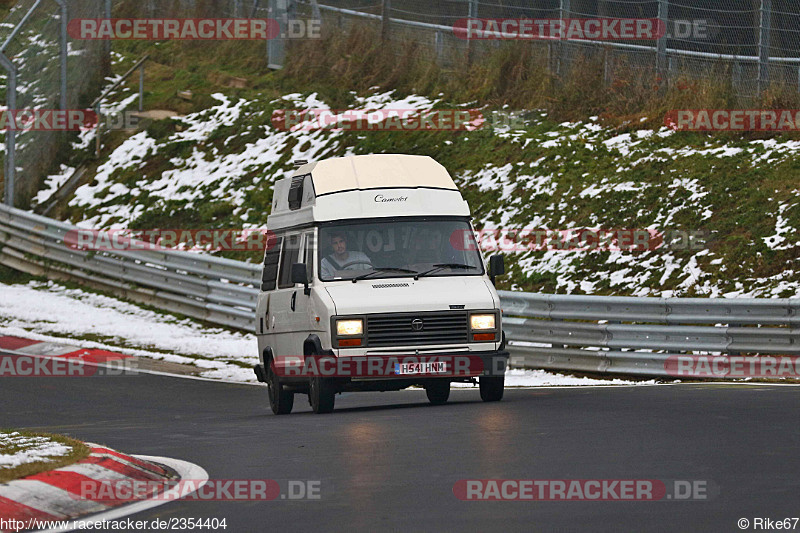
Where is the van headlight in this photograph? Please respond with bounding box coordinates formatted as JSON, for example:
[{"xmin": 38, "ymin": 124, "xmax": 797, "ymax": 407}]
[
  {"xmin": 336, "ymin": 319, "xmax": 364, "ymax": 336},
  {"xmin": 470, "ymin": 314, "xmax": 496, "ymax": 330}
]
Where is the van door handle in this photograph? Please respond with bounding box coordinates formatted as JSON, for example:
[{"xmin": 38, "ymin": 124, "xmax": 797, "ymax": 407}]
[{"xmin": 290, "ymin": 291, "xmax": 297, "ymax": 312}]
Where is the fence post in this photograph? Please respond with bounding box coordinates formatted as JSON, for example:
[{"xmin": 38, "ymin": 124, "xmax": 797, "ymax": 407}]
[
  {"xmin": 381, "ymin": 0, "xmax": 391, "ymax": 41},
  {"xmin": 139, "ymin": 64, "xmax": 145, "ymax": 112},
  {"xmin": 105, "ymin": 0, "xmax": 112, "ymax": 57},
  {"xmin": 758, "ymin": 0, "xmax": 772, "ymax": 94},
  {"xmin": 267, "ymin": 0, "xmax": 286, "ymax": 69},
  {"xmin": 558, "ymin": 0, "xmax": 570, "ymax": 76},
  {"xmin": 95, "ymin": 103, "xmax": 102, "ymax": 159},
  {"xmin": 467, "ymin": 0, "xmax": 477, "ymax": 66},
  {"xmin": 309, "ymin": 0, "xmax": 321, "ymax": 21},
  {"xmin": 657, "ymin": 0, "xmax": 668, "ymax": 83},
  {"xmin": 0, "ymin": 54, "xmax": 16, "ymax": 207},
  {"xmin": 56, "ymin": 0, "xmax": 68, "ymax": 110},
  {"xmin": 733, "ymin": 61, "xmax": 742, "ymax": 90}
]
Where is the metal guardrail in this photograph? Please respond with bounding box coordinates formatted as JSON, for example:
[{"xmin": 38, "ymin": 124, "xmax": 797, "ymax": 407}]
[
  {"xmin": 500, "ymin": 291, "xmax": 800, "ymax": 377},
  {"xmin": 2, "ymin": 203, "xmax": 799, "ymax": 378},
  {"xmin": 0, "ymin": 204, "xmax": 261, "ymax": 330}
]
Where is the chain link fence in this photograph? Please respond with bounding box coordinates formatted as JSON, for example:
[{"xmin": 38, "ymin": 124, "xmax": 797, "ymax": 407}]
[
  {"xmin": 308, "ymin": 0, "xmax": 800, "ymax": 96},
  {"xmin": 113, "ymin": 0, "xmax": 289, "ymax": 67},
  {"xmin": 0, "ymin": 0, "xmax": 109, "ymax": 208}
]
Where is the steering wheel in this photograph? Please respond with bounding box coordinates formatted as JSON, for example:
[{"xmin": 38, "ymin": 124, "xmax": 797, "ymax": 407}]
[{"xmin": 337, "ymin": 260, "xmax": 373, "ymax": 270}]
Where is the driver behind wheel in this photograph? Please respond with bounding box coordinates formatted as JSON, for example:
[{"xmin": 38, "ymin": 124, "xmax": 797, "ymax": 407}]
[{"xmin": 320, "ymin": 231, "xmax": 372, "ymax": 278}]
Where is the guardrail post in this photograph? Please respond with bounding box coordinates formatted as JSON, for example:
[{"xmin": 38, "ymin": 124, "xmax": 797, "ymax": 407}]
[
  {"xmin": 758, "ymin": 0, "xmax": 771, "ymax": 95},
  {"xmin": 656, "ymin": 0, "xmax": 668, "ymax": 85}
]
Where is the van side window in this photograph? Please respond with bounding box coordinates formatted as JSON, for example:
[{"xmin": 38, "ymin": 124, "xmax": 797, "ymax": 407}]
[
  {"xmin": 261, "ymin": 235, "xmax": 282, "ymax": 291},
  {"xmin": 278, "ymin": 234, "xmax": 301, "ymax": 289},
  {"xmin": 304, "ymin": 232, "xmax": 315, "ymax": 280}
]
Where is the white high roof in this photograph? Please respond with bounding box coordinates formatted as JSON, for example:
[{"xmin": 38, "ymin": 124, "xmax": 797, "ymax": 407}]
[
  {"xmin": 267, "ymin": 154, "xmax": 470, "ymax": 229},
  {"xmin": 297, "ymin": 154, "xmax": 458, "ymax": 196}
]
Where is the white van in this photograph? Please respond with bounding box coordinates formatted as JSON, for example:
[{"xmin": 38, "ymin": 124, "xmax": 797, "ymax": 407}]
[{"xmin": 253, "ymin": 154, "xmax": 508, "ymax": 414}]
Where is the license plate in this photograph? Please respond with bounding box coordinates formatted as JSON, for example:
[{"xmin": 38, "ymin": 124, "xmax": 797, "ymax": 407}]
[{"xmin": 394, "ymin": 362, "xmax": 447, "ymax": 375}]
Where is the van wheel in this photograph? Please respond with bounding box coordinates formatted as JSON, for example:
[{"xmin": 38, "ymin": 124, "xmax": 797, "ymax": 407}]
[
  {"xmin": 425, "ymin": 380, "xmax": 450, "ymax": 405},
  {"xmin": 308, "ymin": 377, "xmax": 336, "ymax": 414},
  {"xmin": 267, "ymin": 363, "xmax": 294, "ymax": 415},
  {"xmin": 480, "ymin": 376, "xmax": 505, "ymax": 402}
]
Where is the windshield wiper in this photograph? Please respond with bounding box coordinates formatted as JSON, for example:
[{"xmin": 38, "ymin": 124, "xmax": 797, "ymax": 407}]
[
  {"xmin": 352, "ymin": 267, "xmax": 419, "ymax": 283},
  {"xmin": 417, "ymin": 263, "xmax": 477, "ymax": 278}
]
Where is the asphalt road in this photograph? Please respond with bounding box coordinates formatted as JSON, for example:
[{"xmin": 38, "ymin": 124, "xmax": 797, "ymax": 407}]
[{"xmin": 1, "ymin": 370, "xmax": 799, "ymax": 532}]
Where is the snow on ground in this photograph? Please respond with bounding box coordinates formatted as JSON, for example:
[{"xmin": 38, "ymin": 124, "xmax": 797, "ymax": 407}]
[
  {"xmin": 33, "ymin": 164, "xmax": 75, "ymax": 207},
  {"xmin": 43, "ymin": 81, "xmax": 800, "ymax": 297},
  {"xmin": 0, "ymin": 281, "xmax": 650, "ymax": 387},
  {"xmin": 0, "ymin": 280, "xmax": 259, "ymax": 382},
  {"xmin": 0, "ymin": 432, "xmax": 72, "ymax": 469},
  {"xmin": 452, "ymin": 368, "xmax": 655, "ymax": 388}
]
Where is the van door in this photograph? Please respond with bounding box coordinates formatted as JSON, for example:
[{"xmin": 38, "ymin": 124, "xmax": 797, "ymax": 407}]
[
  {"xmin": 290, "ymin": 231, "xmax": 318, "ymax": 354},
  {"xmin": 271, "ymin": 233, "xmax": 302, "ymax": 356},
  {"xmin": 284, "ymin": 231, "xmax": 317, "ymax": 357}
]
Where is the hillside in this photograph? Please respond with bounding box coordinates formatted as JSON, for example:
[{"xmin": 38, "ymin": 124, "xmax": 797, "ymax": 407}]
[{"xmin": 31, "ymin": 35, "xmax": 800, "ymax": 299}]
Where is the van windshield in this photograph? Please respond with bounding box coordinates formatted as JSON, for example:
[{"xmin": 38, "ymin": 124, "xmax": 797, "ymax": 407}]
[{"xmin": 318, "ymin": 219, "xmax": 484, "ymax": 281}]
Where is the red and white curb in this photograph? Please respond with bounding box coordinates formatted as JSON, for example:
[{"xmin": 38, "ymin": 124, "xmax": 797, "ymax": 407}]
[
  {"xmin": 0, "ymin": 445, "xmax": 208, "ymax": 532},
  {"xmin": 0, "ymin": 336, "xmax": 131, "ymax": 365}
]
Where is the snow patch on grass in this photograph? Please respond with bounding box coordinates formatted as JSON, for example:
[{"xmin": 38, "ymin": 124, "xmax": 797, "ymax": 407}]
[{"xmin": 0, "ymin": 432, "xmax": 72, "ymax": 469}]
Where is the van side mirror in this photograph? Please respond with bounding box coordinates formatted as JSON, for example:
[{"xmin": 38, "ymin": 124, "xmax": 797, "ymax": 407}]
[
  {"xmin": 489, "ymin": 254, "xmax": 505, "ymax": 286},
  {"xmin": 291, "ymin": 263, "xmax": 311, "ymax": 295}
]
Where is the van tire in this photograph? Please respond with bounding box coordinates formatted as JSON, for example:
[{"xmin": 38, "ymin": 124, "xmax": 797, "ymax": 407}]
[
  {"xmin": 480, "ymin": 376, "xmax": 504, "ymax": 402},
  {"xmin": 309, "ymin": 377, "xmax": 336, "ymax": 414},
  {"xmin": 267, "ymin": 362, "xmax": 294, "ymax": 415},
  {"xmin": 425, "ymin": 380, "xmax": 450, "ymax": 405}
]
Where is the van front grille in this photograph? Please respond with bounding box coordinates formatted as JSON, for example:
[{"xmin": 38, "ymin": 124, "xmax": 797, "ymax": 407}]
[{"xmin": 366, "ymin": 311, "xmax": 469, "ymax": 347}]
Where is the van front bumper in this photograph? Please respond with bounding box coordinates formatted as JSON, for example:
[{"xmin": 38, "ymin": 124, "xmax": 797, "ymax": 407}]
[{"xmin": 272, "ymin": 350, "xmax": 509, "ymax": 381}]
